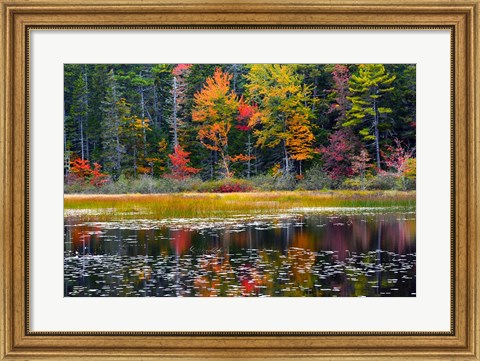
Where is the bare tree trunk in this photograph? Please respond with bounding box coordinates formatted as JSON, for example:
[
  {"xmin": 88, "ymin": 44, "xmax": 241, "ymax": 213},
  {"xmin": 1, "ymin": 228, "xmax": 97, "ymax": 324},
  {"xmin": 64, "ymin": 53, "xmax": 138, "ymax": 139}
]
[
  {"xmin": 153, "ymin": 86, "xmax": 159, "ymax": 127},
  {"xmin": 115, "ymin": 129, "xmax": 121, "ymax": 174},
  {"xmin": 373, "ymin": 97, "xmax": 381, "ymax": 169},
  {"xmin": 64, "ymin": 127, "xmax": 70, "ymax": 177},
  {"xmin": 79, "ymin": 117, "xmax": 84, "ymax": 160},
  {"xmin": 232, "ymin": 64, "xmax": 237, "ymax": 93},
  {"xmin": 247, "ymin": 134, "xmax": 252, "ymax": 178},
  {"xmin": 220, "ymin": 151, "xmax": 231, "ymax": 178},
  {"xmin": 210, "ymin": 151, "xmax": 214, "ymax": 179},
  {"xmin": 283, "ymin": 140, "xmax": 290, "ymax": 173},
  {"xmin": 133, "ymin": 147, "xmax": 137, "ymax": 177},
  {"xmin": 281, "ymin": 112, "xmax": 290, "ymax": 173},
  {"xmin": 158, "ymin": 88, "xmax": 164, "ymax": 127},
  {"xmin": 140, "ymin": 85, "xmax": 147, "ymax": 158},
  {"xmin": 112, "ymin": 72, "xmax": 121, "ymax": 174},
  {"xmin": 312, "ymin": 76, "xmax": 318, "ymax": 111},
  {"xmin": 172, "ymin": 76, "xmax": 179, "ymax": 147},
  {"xmin": 83, "ymin": 67, "xmax": 89, "ymax": 160}
]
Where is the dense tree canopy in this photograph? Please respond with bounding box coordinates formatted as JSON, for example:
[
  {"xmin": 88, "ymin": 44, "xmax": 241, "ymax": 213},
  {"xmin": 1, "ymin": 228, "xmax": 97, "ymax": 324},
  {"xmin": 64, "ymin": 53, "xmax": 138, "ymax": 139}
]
[{"xmin": 64, "ymin": 63, "xmax": 416, "ymax": 190}]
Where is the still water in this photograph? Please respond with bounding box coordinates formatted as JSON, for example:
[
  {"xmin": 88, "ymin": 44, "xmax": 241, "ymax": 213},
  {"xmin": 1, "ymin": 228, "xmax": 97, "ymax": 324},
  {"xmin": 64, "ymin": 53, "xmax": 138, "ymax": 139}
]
[{"xmin": 64, "ymin": 210, "xmax": 416, "ymax": 297}]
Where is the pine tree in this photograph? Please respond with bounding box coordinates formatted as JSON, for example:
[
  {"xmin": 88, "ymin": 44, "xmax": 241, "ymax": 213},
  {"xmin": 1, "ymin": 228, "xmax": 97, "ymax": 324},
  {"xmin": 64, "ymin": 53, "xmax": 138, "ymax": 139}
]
[
  {"xmin": 151, "ymin": 64, "xmax": 174, "ymax": 128},
  {"xmin": 101, "ymin": 69, "xmax": 123, "ymax": 179},
  {"xmin": 86, "ymin": 65, "xmax": 109, "ymax": 163},
  {"xmin": 344, "ymin": 64, "xmax": 396, "ymax": 169},
  {"xmin": 65, "ymin": 65, "xmax": 90, "ymax": 175},
  {"xmin": 384, "ymin": 64, "xmax": 416, "ymax": 149},
  {"xmin": 121, "ymin": 113, "xmax": 152, "ymax": 177},
  {"xmin": 130, "ymin": 68, "xmax": 155, "ymax": 158}
]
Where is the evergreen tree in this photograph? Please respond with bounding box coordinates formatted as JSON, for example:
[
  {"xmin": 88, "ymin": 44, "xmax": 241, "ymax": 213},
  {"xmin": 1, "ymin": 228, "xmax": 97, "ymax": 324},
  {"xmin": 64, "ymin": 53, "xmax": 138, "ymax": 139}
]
[
  {"xmin": 384, "ymin": 64, "xmax": 416, "ymax": 149},
  {"xmin": 86, "ymin": 65, "xmax": 109, "ymax": 163},
  {"xmin": 345, "ymin": 64, "xmax": 396, "ymax": 169},
  {"xmin": 100, "ymin": 69, "xmax": 123, "ymax": 179}
]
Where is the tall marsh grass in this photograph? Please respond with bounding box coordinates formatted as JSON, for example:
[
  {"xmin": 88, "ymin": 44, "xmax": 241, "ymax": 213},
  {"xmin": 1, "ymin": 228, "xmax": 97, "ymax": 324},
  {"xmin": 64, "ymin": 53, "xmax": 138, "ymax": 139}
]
[{"xmin": 64, "ymin": 191, "xmax": 416, "ymax": 220}]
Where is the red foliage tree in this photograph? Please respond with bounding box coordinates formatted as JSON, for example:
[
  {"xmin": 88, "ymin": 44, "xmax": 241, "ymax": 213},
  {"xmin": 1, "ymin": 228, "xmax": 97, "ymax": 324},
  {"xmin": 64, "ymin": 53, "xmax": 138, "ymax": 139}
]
[
  {"xmin": 70, "ymin": 158, "xmax": 92, "ymax": 179},
  {"xmin": 382, "ymin": 138, "xmax": 415, "ymax": 175},
  {"xmin": 235, "ymin": 97, "xmax": 258, "ymax": 131},
  {"xmin": 232, "ymin": 97, "xmax": 258, "ymax": 177},
  {"xmin": 90, "ymin": 163, "xmax": 109, "ymax": 187},
  {"xmin": 166, "ymin": 144, "xmax": 200, "ymax": 180},
  {"xmin": 382, "ymin": 138, "xmax": 415, "ymax": 190},
  {"xmin": 320, "ymin": 128, "xmax": 361, "ymax": 180},
  {"xmin": 172, "ymin": 64, "xmax": 192, "ymax": 76},
  {"xmin": 69, "ymin": 158, "xmax": 109, "ymax": 188}
]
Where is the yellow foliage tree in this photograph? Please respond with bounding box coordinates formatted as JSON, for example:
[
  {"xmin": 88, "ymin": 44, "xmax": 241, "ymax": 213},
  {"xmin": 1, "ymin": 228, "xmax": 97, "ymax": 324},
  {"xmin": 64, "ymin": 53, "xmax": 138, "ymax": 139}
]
[
  {"xmin": 286, "ymin": 114, "xmax": 315, "ymax": 175},
  {"xmin": 245, "ymin": 64, "xmax": 314, "ymax": 174}
]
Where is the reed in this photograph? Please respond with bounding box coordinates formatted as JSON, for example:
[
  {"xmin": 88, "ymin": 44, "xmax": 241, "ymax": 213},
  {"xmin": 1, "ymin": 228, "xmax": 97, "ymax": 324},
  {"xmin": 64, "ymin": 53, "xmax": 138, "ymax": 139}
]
[{"xmin": 64, "ymin": 191, "xmax": 416, "ymax": 221}]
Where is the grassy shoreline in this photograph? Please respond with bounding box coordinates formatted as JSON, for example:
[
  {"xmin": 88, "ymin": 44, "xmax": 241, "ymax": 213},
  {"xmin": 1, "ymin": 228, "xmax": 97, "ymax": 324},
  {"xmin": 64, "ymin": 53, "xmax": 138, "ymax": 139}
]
[{"xmin": 64, "ymin": 190, "xmax": 416, "ymax": 220}]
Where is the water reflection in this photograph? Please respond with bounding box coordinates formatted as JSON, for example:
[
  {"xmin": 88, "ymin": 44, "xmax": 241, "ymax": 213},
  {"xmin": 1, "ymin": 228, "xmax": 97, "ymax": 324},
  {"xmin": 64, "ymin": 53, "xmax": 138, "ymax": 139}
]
[{"xmin": 64, "ymin": 212, "xmax": 416, "ymax": 297}]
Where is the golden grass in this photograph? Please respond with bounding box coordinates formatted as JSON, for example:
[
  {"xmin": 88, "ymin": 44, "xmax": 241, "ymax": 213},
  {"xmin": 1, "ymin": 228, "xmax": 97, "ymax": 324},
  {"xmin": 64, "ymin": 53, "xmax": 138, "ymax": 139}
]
[{"xmin": 64, "ymin": 191, "xmax": 416, "ymax": 220}]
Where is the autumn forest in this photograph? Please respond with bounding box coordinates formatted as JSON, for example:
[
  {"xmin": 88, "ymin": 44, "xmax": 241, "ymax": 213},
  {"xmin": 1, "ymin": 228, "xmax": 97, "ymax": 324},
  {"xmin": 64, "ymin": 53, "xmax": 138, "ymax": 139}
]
[
  {"xmin": 64, "ymin": 63, "xmax": 417, "ymax": 298},
  {"xmin": 64, "ymin": 64, "xmax": 416, "ymax": 193}
]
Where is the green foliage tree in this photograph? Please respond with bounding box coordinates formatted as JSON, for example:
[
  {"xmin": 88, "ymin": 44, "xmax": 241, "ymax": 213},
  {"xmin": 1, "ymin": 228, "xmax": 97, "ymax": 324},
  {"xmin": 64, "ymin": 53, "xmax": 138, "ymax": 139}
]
[
  {"xmin": 384, "ymin": 64, "xmax": 416, "ymax": 149},
  {"xmin": 344, "ymin": 64, "xmax": 396, "ymax": 169},
  {"xmin": 100, "ymin": 69, "xmax": 124, "ymax": 179}
]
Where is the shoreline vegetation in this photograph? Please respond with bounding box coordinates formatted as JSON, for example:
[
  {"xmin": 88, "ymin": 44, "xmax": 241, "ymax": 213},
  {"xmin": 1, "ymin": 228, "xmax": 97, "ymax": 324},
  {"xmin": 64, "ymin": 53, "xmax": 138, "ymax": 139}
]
[{"xmin": 64, "ymin": 190, "xmax": 415, "ymax": 220}]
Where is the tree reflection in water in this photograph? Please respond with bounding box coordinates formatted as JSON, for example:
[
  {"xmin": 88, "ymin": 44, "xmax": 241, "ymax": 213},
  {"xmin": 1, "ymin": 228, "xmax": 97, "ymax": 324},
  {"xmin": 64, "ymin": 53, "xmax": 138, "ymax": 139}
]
[{"xmin": 64, "ymin": 212, "xmax": 415, "ymax": 297}]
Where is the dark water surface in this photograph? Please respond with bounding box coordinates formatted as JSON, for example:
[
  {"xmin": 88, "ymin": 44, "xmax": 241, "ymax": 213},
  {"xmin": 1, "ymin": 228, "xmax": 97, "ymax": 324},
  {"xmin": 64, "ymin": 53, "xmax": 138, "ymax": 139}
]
[{"xmin": 64, "ymin": 210, "xmax": 416, "ymax": 297}]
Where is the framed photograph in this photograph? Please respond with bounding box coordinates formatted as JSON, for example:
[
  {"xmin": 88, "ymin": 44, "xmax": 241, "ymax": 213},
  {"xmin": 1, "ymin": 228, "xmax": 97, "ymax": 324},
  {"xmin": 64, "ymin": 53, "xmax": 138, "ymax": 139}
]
[{"xmin": 1, "ymin": 0, "xmax": 478, "ymax": 359}]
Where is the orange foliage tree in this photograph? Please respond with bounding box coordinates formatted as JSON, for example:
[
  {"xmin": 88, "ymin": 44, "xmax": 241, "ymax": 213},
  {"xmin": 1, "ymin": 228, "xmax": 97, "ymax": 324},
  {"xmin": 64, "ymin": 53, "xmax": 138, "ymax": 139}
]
[
  {"xmin": 192, "ymin": 68, "xmax": 239, "ymax": 178},
  {"xmin": 286, "ymin": 113, "xmax": 315, "ymax": 175}
]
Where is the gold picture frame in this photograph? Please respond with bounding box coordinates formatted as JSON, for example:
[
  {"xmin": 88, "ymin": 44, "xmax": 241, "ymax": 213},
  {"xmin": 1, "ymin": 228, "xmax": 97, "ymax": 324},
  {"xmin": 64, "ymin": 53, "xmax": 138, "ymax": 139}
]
[{"xmin": 1, "ymin": 0, "xmax": 478, "ymax": 359}]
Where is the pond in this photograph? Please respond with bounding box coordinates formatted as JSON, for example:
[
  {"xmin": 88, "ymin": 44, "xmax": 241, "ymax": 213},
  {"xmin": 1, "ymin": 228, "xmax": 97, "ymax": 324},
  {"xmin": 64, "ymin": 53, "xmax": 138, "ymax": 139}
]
[{"xmin": 64, "ymin": 210, "xmax": 416, "ymax": 297}]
